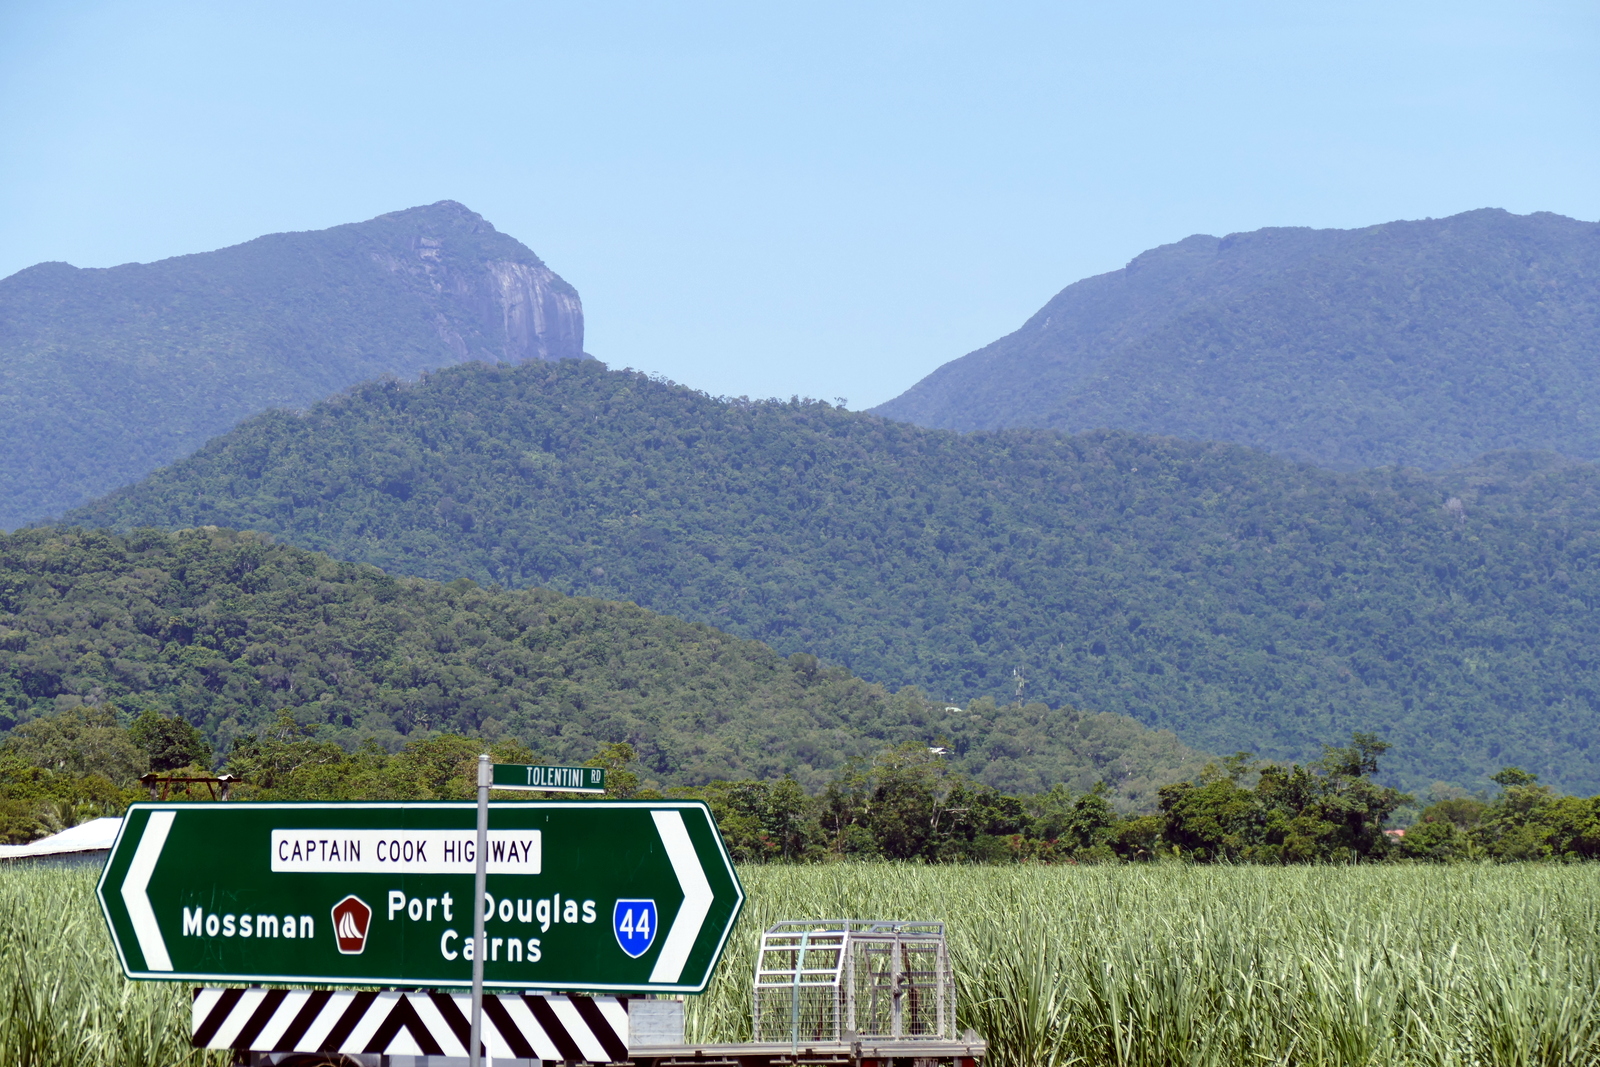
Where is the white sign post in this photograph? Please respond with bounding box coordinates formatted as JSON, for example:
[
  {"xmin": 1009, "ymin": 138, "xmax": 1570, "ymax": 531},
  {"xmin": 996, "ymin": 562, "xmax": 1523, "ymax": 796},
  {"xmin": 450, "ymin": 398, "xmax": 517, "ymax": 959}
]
[{"xmin": 469, "ymin": 753, "xmax": 490, "ymax": 1067}]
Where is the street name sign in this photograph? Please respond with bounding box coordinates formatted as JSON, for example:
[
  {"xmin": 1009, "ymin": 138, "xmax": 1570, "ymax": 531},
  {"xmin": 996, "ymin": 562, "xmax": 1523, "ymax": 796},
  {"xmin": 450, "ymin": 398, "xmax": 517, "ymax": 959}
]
[
  {"xmin": 490, "ymin": 763, "xmax": 606, "ymax": 793},
  {"xmin": 96, "ymin": 801, "xmax": 742, "ymax": 992}
]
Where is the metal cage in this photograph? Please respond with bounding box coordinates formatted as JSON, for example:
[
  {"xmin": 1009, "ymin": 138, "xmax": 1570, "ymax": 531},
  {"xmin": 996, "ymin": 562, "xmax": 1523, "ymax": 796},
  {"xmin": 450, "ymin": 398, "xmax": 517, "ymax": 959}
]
[{"xmin": 752, "ymin": 920, "xmax": 955, "ymax": 1047}]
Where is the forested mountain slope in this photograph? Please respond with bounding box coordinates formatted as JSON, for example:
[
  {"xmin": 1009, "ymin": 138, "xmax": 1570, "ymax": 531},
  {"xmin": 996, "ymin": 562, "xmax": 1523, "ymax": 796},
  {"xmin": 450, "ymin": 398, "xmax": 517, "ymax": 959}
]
[
  {"xmin": 873, "ymin": 209, "xmax": 1600, "ymax": 471},
  {"xmin": 69, "ymin": 360, "xmax": 1600, "ymax": 792},
  {"xmin": 0, "ymin": 527, "xmax": 1202, "ymax": 800},
  {"xmin": 0, "ymin": 201, "xmax": 583, "ymax": 529}
]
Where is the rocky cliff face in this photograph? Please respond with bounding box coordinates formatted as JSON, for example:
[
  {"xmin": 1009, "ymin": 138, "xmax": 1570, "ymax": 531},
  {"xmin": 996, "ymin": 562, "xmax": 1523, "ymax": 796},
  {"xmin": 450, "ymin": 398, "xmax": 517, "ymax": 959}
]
[
  {"xmin": 0, "ymin": 201, "xmax": 586, "ymax": 528},
  {"xmin": 365, "ymin": 207, "xmax": 585, "ymax": 364},
  {"xmin": 485, "ymin": 260, "xmax": 585, "ymax": 361}
]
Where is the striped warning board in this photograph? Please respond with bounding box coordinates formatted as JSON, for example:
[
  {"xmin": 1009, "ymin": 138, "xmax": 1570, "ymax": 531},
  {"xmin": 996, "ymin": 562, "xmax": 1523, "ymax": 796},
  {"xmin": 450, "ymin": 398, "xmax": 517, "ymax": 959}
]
[{"xmin": 192, "ymin": 988, "xmax": 630, "ymax": 1061}]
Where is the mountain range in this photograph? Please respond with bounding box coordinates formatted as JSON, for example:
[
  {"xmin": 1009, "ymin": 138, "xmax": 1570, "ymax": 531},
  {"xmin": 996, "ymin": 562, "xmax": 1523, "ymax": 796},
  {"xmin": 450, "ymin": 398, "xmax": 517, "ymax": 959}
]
[
  {"xmin": 0, "ymin": 201, "xmax": 583, "ymax": 529},
  {"xmin": 13, "ymin": 201, "xmax": 1600, "ymax": 795},
  {"xmin": 66, "ymin": 359, "xmax": 1600, "ymax": 793},
  {"xmin": 874, "ymin": 208, "xmax": 1600, "ymax": 471}
]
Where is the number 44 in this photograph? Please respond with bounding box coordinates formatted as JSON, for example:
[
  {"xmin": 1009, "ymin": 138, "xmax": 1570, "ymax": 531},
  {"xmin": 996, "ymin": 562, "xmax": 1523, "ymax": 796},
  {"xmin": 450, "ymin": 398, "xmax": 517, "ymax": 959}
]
[{"xmin": 619, "ymin": 909, "xmax": 651, "ymax": 938}]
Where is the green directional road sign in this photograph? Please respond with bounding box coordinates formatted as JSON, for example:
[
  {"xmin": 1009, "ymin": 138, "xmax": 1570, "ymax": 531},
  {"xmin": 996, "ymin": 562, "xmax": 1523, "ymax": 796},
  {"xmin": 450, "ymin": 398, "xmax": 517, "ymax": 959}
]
[
  {"xmin": 490, "ymin": 763, "xmax": 606, "ymax": 793},
  {"xmin": 96, "ymin": 801, "xmax": 742, "ymax": 992}
]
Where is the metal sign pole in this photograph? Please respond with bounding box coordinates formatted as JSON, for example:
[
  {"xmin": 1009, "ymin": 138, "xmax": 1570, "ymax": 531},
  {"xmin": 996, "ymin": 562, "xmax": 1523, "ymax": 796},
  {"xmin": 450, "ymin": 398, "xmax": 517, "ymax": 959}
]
[{"xmin": 469, "ymin": 753, "xmax": 490, "ymax": 1067}]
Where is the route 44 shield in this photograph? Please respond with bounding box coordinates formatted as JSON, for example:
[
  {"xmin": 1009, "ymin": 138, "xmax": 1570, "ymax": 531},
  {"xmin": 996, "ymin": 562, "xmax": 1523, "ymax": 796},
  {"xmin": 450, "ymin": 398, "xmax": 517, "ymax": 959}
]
[{"xmin": 614, "ymin": 899, "xmax": 657, "ymax": 958}]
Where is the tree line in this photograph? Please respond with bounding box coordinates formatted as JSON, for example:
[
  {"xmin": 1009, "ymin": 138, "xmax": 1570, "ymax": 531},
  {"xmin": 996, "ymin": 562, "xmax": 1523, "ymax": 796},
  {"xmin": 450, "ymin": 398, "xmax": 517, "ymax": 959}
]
[
  {"xmin": 4, "ymin": 706, "xmax": 1595, "ymax": 863},
  {"xmin": 0, "ymin": 527, "xmax": 1203, "ymax": 802}
]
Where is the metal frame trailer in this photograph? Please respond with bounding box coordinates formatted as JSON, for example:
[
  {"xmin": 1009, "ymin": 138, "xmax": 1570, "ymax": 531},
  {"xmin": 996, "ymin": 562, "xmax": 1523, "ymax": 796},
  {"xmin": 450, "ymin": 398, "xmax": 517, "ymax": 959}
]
[
  {"xmin": 630, "ymin": 920, "xmax": 985, "ymax": 1067},
  {"xmin": 215, "ymin": 920, "xmax": 986, "ymax": 1067},
  {"xmin": 629, "ymin": 1035, "xmax": 987, "ymax": 1067}
]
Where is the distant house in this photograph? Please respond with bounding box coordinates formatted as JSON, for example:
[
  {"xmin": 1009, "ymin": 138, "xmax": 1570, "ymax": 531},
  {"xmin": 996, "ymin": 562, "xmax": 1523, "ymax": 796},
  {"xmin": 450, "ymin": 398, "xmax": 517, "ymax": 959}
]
[
  {"xmin": 1384, "ymin": 828, "xmax": 1406, "ymax": 839},
  {"xmin": 0, "ymin": 817, "xmax": 122, "ymax": 866}
]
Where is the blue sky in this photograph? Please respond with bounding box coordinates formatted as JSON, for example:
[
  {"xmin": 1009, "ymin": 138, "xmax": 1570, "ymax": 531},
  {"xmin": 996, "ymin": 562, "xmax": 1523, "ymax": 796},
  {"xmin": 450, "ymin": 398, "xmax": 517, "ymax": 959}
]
[{"xmin": 2, "ymin": 1, "xmax": 1595, "ymax": 408}]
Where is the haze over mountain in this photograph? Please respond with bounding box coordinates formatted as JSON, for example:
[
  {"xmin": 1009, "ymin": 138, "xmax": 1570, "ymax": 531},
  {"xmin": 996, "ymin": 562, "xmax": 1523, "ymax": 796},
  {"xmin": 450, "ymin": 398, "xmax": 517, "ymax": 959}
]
[
  {"xmin": 68, "ymin": 360, "xmax": 1600, "ymax": 793},
  {"xmin": 873, "ymin": 209, "xmax": 1600, "ymax": 471},
  {"xmin": 0, "ymin": 201, "xmax": 583, "ymax": 530}
]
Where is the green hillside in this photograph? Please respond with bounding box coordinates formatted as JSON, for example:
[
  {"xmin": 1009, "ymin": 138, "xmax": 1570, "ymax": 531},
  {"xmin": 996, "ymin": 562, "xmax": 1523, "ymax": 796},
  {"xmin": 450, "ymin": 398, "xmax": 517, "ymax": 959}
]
[
  {"xmin": 873, "ymin": 209, "xmax": 1600, "ymax": 471},
  {"xmin": 68, "ymin": 360, "xmax": 1600, "ymax": 792},
  {"xmin": 0, "ymin": 201, "xmax": 583, "ymax": 529},
  {"xmin": 0, "ymin": 527, "xmax": 1202, "ymax": 801}
]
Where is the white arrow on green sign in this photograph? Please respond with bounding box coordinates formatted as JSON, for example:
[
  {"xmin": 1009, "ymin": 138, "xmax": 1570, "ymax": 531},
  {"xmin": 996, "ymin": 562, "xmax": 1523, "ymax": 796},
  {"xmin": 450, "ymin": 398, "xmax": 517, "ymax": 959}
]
[{"xmin": 95, "ymin": 801, "xmax": 742, "ymax": 992}]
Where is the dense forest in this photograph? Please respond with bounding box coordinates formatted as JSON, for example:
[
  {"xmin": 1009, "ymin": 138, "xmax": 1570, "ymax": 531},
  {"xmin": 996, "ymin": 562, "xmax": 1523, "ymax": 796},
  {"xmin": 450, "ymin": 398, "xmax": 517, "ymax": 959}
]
[
  {"xmin": 69, "ymin": 359, "xmax": 1600, "ymax": 793},
  {"xmin": 875, "ymin": 208, "xmax": 1600, "ymax": 471},
  {"xmin": 0, "ymin": 200, "xmax": 582, "ymax": 528},
  {"xmin": 0, "ymin": 528, "xmax": 1204, "ymax": 809},
  {"xmin": 6, "ymin": 709, "xmax": 1594, "ymax": 864}
]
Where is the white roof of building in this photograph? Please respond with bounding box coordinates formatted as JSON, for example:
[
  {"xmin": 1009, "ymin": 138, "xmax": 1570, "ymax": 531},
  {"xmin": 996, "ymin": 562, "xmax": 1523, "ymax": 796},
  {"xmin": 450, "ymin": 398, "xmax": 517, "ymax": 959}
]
[{"xmin": 0, "ymin": 816, "xmax": 123, "ymax": 860}]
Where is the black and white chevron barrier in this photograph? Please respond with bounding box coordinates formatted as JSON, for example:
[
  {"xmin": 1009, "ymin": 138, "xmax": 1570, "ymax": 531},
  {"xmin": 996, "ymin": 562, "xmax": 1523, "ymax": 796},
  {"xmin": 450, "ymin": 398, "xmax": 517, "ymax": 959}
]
[{"xmin": 192, "ymin": 987, "xmax": 631, "ymax": 1061}]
